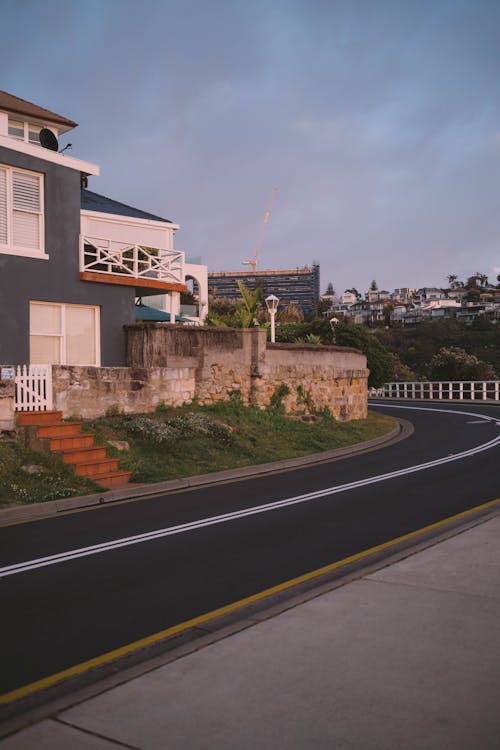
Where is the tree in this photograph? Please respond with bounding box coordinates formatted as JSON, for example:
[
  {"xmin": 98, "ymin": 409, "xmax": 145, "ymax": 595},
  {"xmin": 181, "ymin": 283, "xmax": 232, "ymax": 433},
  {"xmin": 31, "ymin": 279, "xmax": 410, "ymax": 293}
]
[
  {"xmin": 369, "ymin": 279, "xmax": 378, "ymax": 291},
  {"xmin": 335, "ymin": 321, "xmax": 394, "ymax": 387},
  {"xmin": 279, "ymin": 304, "xmax": 304, "ymax": 324},
  {"xmin": 346, "ymin": 287, "xmax": 360, "ymax": 299},
  {"xmin": 389, "ymin": 353, "xmax": 417, "ymax": 382},
  {"xmin": 237, "ymin": 280, "xmax": 263, "ymax": 327},
  {"xmin": 325, "ymin": 281, "xmax": 335, "ymax": 296},
  {"xmin": 428, "ymin": 347, "xmax": 497, "ymax": 381},
  {"xmin": 446, "ymin": 274, "xmax": 458, "ymax": 288}
]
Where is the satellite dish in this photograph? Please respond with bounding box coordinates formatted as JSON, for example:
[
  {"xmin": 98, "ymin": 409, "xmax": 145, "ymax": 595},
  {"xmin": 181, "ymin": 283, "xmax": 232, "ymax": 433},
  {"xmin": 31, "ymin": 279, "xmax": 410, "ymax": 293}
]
[{"xmin": 39, "ymin": 128, "xmax": 58, "ymax": 151}]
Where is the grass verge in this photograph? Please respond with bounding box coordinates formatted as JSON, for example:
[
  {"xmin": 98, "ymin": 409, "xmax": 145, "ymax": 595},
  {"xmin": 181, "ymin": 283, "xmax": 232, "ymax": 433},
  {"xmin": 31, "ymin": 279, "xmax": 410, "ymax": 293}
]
[{"xmin": 0, "ymin": 402, "xmax": 395, "ymax": 507}]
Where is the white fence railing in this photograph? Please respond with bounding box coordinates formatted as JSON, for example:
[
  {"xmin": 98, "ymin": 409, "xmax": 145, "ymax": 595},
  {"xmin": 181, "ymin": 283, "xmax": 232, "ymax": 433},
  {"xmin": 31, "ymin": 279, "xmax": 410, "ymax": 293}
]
[
  {"xmin": 81, "ymin": 236, "xmax": 184, "ymax": 285},
  {"xmin": 369, "ymin": 381, "xmax": 500, "ymax": 402},
  {"xmin": 14, "ymin": 365, "xmax": 53, "ymax": 411}
]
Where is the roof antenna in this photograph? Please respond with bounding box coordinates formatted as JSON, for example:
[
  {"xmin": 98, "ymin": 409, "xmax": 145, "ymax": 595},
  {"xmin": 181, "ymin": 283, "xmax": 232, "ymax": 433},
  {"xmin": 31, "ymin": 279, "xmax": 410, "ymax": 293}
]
[{"xmin": 59, "ymin": 143, "xmax": 72, "ymax": 154}]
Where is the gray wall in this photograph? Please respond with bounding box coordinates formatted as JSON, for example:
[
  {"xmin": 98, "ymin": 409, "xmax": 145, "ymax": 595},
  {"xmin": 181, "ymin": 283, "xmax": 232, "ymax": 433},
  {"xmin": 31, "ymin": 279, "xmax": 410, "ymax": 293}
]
[{"xmin": 0, "ymin": 146, "xmax": 135, "ymax": 366}]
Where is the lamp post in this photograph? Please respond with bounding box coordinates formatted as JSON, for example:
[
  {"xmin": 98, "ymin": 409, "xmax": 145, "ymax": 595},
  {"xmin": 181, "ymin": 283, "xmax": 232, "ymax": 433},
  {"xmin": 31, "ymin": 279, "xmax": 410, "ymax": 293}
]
[
  {"xmin": 329, "ymin": 316, "xmax": 339, "ymax": 343},
  {"xmin": 265, "ymin": 294, "xmax": 279, "ymax": 343}
]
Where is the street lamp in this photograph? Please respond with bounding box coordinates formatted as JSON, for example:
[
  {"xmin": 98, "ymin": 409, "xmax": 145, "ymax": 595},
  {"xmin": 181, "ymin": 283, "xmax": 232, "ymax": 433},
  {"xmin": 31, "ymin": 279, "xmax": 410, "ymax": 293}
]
[
  {"xmin": 265, "ymin": 294, "xmax": 279, "ymax": 343},
  {"xmin": 329, "ymin": 316, "xmax": 339, "ymax": 343}
]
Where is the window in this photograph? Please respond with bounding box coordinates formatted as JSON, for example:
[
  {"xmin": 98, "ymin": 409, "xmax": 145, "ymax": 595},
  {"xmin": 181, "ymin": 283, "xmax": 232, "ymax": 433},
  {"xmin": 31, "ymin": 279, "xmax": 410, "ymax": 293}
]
[
  {"xmin": 0, "ymin": 164, "xmax": 45, "ymax": 258},
  {"xmin": 30, "ymin": 302, "xmax": 100, "ymax": 366},
  {"xmin": 8, "ymin": 118, "xmax": 44, "ymax": 145}
]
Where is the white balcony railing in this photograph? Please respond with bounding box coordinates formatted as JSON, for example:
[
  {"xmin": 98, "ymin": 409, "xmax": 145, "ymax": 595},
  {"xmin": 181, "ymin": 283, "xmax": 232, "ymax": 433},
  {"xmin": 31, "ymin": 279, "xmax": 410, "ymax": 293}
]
[
  {"xmin": 80, "ymin": 236, "xmax": 184, "ymax": 285},
  {"xmin": 369, "ymin": 381, "xmax": 500, "ymax": 401}
]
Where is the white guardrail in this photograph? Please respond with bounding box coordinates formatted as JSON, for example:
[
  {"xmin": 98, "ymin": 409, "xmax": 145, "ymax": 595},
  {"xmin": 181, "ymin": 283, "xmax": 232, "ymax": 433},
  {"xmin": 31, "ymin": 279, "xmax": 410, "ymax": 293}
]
[{"xmin": 369, "ymin": 381, "xmax": 500, "ymax": 401}]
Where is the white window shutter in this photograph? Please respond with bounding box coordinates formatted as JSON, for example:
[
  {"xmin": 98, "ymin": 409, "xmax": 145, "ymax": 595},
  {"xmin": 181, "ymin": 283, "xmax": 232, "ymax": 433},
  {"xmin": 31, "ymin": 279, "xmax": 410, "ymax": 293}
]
[
  {"xmin": 13, "ymin": 171, "xmax": 40, "ymax": 212},
  {"xmin": 0, "ymin": 168, "xmax": 7, "ymax": 245},
  {"xmin": 12, "ymin": 170, "xmax": 41, "ymax": 250}
]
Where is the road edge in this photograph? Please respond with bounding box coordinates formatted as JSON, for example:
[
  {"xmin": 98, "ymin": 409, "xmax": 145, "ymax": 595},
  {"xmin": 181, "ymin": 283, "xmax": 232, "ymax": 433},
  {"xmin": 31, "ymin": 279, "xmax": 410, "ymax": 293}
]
[{"xmin": 0, "ymin": 417, "xmax": 409, "ymax": 526}]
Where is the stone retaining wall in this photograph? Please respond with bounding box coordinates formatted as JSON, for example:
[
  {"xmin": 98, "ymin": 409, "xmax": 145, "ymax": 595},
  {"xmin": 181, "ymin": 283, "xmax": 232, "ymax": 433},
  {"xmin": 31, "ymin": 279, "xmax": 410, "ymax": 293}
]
[
  {"xmin": 52, "ymin": 364, "xmax": 196, "ymax": 419},
  {"xmin": 5, "ymin": 326, "xmax": 369, "ymax": 422},
  {"xmin": 258, "ymin": 344, "xmax": 368, "ymax": 420}
]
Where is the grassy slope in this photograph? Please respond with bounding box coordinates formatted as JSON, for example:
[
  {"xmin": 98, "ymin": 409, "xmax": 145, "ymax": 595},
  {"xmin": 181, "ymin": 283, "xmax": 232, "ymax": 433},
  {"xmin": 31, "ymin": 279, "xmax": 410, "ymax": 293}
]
[{"xmin": 0, "ymin": 403, "xmax": 395, "ymax": 507}]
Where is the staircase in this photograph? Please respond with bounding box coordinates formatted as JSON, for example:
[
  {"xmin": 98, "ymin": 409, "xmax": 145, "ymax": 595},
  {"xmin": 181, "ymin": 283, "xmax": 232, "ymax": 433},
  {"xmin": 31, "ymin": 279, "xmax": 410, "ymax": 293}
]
[{"xmin": 16, "ymin": 410, "xmax": 132, "ymax": 489}]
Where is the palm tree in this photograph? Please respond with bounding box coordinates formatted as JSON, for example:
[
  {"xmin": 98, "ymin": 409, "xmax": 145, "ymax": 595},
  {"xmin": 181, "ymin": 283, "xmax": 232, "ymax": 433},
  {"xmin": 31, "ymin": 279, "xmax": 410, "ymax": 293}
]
[
  {"xmin": 446, "ymin": 274, "xmax": 457, "ymax": 288},
  {"xmin": 237, "ymin": 281, "xmax": 263, "ymax": 327}
]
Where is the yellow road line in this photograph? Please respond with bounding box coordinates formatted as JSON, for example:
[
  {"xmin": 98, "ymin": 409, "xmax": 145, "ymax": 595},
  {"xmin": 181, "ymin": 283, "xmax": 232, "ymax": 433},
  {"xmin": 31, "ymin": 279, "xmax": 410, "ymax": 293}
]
[{"xmin": 2, "ymin": 495, "xmax": 499, "ymax": 705}]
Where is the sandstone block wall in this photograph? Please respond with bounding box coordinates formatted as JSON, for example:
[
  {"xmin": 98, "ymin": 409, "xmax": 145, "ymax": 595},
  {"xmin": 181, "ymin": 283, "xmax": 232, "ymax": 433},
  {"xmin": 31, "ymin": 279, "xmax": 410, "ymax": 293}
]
[
  {"xmin": 256, "ymin": 344, "xmax": 368, "ymax": 420},
  {"xmin": 127, "ymin": 324, "xmax": 267, "ymax": 406},
  {"xmin": 52, "ymin": 364, "xmax": 196, "ymax": 419},
  {"xmin": 47, "ymin": 326, "xmax": 368, "ymax": 421}
]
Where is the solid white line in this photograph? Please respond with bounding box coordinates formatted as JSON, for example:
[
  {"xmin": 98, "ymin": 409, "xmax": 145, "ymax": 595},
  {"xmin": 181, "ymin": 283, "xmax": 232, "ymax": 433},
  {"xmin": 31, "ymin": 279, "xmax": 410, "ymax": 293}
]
[{"xmin": 2, "ymin": 405, "xmax": 499, "ymax": 579}]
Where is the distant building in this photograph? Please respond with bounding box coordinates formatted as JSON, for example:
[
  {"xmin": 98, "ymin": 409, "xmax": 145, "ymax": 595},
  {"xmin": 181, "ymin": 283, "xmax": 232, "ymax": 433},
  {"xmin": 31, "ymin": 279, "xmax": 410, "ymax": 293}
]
[{"xmin": 208, "ymin": 265, "xmax": 320, "ymax": 315}]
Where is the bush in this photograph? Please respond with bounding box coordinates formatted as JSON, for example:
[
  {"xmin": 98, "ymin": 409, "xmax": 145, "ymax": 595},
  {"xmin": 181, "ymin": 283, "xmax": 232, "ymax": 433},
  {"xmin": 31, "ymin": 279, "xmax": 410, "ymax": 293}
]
[
  {"xmin": 116, "ymin": 413, "xmax": 232, "ymax": 446},
  {"xmin": 335, "ymin": 322, "xmax": 394, "ymax": 387},
  {"xmin": 428, "ymin": 347, "xmax": 497, "ymax": 381},
  {"xmin": 269, "ymin": 383, "xmax": 290, "ymax": 413}
]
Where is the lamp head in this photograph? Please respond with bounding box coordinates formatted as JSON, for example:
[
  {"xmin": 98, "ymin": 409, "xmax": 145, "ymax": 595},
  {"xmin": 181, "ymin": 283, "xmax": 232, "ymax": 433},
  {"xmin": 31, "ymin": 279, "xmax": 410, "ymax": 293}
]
[{"xmin": 265, "ymin": 294, "xmax": 279, "ymax": 313}]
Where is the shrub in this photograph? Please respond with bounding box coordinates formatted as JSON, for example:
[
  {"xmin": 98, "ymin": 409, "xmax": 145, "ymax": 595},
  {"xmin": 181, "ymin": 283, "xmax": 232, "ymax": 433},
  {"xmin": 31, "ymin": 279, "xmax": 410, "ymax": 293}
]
[
  {"xmin": 269, "ymin": 383, "xmax": 290, "ymax": 413},
  {"xmin": 117, "ymin": 413, "xmax": 232, "ymax": 446}
]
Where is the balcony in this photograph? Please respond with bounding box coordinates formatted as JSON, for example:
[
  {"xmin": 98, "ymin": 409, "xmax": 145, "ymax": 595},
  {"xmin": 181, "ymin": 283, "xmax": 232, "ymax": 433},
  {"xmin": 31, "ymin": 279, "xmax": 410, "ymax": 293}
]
[{"xmin": 79, "ymin": 236, "xmax": 187, "ymax": 294}]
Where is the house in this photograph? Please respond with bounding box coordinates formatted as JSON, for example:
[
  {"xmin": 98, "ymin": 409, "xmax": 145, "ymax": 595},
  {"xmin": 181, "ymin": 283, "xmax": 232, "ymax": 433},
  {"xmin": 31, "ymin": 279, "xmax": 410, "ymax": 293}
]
[{"xmin": 0, "ymin": 90, "xmax": 207, "ymax": 369}]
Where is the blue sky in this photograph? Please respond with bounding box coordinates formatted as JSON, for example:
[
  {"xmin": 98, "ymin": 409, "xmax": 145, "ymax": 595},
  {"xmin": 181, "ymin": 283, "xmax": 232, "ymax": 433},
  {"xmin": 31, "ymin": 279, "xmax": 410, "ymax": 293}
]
[{"xmin": 2, "ymin": 0, "xmax": 499, "ymax": 294}]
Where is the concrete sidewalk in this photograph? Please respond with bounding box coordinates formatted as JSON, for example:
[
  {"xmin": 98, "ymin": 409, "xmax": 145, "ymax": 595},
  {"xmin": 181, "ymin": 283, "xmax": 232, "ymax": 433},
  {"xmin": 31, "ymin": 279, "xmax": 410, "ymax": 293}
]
[{"xmin": 2, "ymin": 512, "xmax": 500, "ymax": 749}]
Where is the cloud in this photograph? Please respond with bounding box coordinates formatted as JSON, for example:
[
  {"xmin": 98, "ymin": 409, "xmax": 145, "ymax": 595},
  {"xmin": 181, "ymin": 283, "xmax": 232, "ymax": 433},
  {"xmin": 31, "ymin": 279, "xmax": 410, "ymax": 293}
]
[{"xmin": 1, "ymin": 0, "xmax": 499, "ymax": 292}]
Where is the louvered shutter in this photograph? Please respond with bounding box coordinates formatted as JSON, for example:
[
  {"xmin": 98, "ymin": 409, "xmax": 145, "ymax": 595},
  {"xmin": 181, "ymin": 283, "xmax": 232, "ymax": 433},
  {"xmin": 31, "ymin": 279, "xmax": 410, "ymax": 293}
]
[
  {"xmin": 0, "ymin": 168, "xmax": 7, "ymax": 245},
  {"xmin": 12, "ymin": 170, "xmax": 41, "ymax": 250}
]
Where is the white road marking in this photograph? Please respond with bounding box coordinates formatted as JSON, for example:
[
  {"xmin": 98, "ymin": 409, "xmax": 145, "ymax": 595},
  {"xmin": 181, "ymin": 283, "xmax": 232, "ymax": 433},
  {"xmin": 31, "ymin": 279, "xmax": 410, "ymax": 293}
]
[{"xmin": 2, "ymin": 405, "xmax": 499, "ymax": 579}]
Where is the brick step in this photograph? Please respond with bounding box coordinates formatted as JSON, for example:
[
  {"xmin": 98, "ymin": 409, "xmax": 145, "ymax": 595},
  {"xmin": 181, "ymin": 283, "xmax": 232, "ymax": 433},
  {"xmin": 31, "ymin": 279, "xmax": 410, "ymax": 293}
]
[
  {"xmin": 91, "ymin": 470, "xmax": 133, "ymax": 489},
  {"xmin": 61, "ymin": 445, "xmax": 108, "ymax": 465},
  {"xmin": 37, "ymin": 422, "xmax": 84, "ymax": 438},
  {"xmin": 16, "ymin": 410, "xmax": 63, "ymax": 426},
  {"xmin": 74, "ymin": 457, "xmax": 120, "ymax": 477},
  {"xmin": 49, "ymin": 434, "xmax": 95, "ymax": 452},
  {"xmin": 16, "ymin": 410, "xmax": 131, "ymax": 492}
]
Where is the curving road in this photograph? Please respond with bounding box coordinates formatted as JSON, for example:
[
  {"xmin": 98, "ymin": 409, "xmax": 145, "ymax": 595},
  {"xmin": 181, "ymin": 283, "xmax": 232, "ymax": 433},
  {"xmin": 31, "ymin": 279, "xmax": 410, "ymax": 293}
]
[{"xmin": 1, "ymin": 402, "xmax": 500, "ymax": 708}]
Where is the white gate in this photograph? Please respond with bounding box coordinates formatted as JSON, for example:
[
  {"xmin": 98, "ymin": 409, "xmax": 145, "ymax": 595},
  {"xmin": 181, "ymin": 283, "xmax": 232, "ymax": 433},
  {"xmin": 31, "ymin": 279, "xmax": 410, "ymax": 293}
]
[{"xmin": 14, "ymin": 365, "xmax": 53, "ymax": 412}]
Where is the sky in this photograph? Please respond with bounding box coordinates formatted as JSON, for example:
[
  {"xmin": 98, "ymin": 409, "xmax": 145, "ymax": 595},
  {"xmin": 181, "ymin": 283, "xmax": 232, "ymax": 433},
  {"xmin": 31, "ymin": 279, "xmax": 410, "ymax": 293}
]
[{"xmin": 1, "ymin": 0, "xmax": 499, "ymax": 295}]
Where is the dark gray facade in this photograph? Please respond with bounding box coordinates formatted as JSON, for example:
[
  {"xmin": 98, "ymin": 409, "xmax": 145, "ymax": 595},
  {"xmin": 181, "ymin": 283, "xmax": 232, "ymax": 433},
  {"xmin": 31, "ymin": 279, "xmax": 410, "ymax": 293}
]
[{"xmin": 0, "ymin": 146, "xmax": 135, "ymax": 366}]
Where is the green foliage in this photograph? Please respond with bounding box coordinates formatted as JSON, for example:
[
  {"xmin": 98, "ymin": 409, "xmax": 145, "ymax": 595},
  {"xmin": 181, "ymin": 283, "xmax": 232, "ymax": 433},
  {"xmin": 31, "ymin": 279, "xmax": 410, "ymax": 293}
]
[
  {"xmin": 269, "ymin": 383, "xmax": 290, "ymax": 412},
  {"xmin": 155, "ymin": 402, "xmax": 169, "ymax": 413},
  {"xmin": 227, "ymin": 388, "xmax": 243, "ymax": 404},
  {"xmin": 116, "ymin": 412, "xmax": 232, "ymax": 446},
  {"xmin": 428, "ymin": 347, "xmax": 497, "ymax": 381},
  {"xmin": 334, "ymin": 322, "xmax": 394, "ymax": 387},
  {"xmin": 1, "ymin": 403, "xmax": 396, "ymax": 505},
  {"xmin": 237, "ymin": 280, "xmax": 263, "ymax": 327},
  {"xmin": 294, "ymin": 333, "xmax": 322, "ymax": 345},
  {"xmin": 274, "ymin": 319, "xmax": 393, "ymax": 387},
  {"xmin": 105, "ymin": 404, "xmax": 121, "ymax": 416},
  {"xmin": 389, "ymin": 353, "xmax": 418, "ymax": 382},
  {"xmin": 375, "ymin": 318, "xmax": 500, "ymax": 379},
  {"xmin": 0, "ymin": 442, "xmax": 100, "ymax": 505},
  {"xmin": 205, "ymin": 283, "xmax": 265, "ymax": 328},
  {"xmin": 275, "ymin": 319, "xmax": 332, "ymax": 344},
  {"xmin": 296, "ymin": 384, "xmax": 313, "ymax": 411}
]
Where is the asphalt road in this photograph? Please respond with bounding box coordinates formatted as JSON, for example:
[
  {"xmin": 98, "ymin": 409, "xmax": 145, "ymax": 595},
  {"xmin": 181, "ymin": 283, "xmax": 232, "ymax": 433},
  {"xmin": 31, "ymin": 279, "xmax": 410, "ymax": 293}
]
[{"xmin": 1, "ymin": 401, "xmax": 500, "ymax": 706}]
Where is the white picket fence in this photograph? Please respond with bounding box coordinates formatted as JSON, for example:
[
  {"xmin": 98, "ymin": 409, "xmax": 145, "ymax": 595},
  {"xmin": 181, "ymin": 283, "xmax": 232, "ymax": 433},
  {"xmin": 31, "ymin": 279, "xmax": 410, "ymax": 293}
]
[
  {"xmin": 14, "ymin": 365, "xmax": 53, "ymax": 411},
  {"xmin": 369, "ymin": 381, "xmax": 500, "ymax": 402}
]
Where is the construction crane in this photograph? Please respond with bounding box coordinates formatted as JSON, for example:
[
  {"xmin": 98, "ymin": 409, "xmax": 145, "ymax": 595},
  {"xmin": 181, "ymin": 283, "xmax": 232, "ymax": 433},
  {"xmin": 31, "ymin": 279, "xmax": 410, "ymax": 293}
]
[{"xmin": 242, "ymin": 186, "xmax": 278, "ymax": 272}]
